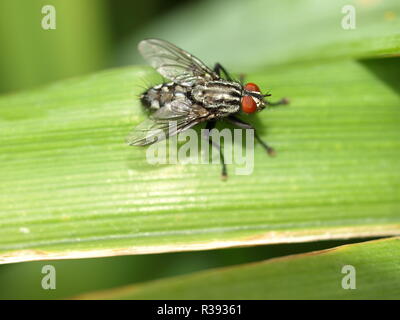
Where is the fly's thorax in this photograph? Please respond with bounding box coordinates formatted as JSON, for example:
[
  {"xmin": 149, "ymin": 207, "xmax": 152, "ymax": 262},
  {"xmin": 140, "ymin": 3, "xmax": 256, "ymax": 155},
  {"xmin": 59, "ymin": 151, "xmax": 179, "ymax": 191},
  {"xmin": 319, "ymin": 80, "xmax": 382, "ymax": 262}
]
[
  {"xmin": 192, "ymin": 80, "xmax": 242, "ymax": 114},
  {"xmin": 140, "ymin": 82, "xmax": 189, "ymax": 111}
]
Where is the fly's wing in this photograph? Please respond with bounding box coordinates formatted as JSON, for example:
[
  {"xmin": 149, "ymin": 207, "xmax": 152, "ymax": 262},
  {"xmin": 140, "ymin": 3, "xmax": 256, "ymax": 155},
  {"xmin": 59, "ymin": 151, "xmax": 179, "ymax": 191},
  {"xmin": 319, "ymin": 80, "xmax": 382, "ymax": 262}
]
[
  {"xmin": 126, "ymin": 100, "xmax": 209, "ymax": 146},
  {"xmin": 138, "ymin": 39, "xmax": 219, "ymax": 86}
]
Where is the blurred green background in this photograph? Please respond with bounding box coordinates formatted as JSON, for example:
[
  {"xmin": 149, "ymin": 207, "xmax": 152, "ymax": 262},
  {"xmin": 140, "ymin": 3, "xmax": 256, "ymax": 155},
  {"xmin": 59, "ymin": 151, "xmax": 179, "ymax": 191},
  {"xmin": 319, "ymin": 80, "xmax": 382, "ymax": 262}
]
[
  {"xmin": 0, "ymin": 0, "xmax": 194, "ymax": 94},
  {"xmin": 0, "ymin": 0, "xmax": 398, "ymax": 299}
]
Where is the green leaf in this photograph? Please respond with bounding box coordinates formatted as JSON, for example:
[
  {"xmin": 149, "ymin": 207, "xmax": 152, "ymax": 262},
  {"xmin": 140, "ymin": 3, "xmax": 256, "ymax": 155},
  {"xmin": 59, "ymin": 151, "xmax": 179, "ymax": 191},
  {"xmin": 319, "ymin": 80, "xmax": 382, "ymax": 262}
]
[
  {"xmin": 120, "ymin": 0, "xmax": 400, "ymax": 70},
  {"xmin": 76, "ymin": 237, "xmax": 400, "ymax": 299},
  {"xmin": 0, "ymin": 56, "xmax": 399, "ymax": 264}
]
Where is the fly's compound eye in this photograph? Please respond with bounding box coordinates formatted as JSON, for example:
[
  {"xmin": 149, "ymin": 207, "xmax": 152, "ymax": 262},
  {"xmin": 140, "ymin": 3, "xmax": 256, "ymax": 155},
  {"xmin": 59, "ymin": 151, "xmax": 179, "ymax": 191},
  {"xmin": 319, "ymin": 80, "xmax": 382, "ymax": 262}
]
[
  {"xmin": 244, "ymin": 82, "xmax": 261, "ymax": 93},
  {"xmin": 241, "ymin": 95, "xmax": 257, "ymax": 114}
]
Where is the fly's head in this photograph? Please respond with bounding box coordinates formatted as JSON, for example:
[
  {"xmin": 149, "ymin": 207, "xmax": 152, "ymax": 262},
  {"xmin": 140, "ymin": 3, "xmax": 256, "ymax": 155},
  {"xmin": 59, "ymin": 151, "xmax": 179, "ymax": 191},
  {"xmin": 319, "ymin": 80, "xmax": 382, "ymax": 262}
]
[{"xmin": 240, "ymin": 83, "xmax": 270, "ymax": 114}]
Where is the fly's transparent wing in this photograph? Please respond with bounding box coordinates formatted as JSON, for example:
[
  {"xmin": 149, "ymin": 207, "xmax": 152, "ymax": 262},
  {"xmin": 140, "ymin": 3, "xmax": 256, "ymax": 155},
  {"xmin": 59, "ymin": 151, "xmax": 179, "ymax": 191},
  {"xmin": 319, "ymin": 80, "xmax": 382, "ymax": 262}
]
[
  {"xmin": 126, "ymin": 100, "xmax": 209, "ymax": 146},
  {"xmin": 138, "ymin": 39, "xmax": 219, "ymax": 86}
]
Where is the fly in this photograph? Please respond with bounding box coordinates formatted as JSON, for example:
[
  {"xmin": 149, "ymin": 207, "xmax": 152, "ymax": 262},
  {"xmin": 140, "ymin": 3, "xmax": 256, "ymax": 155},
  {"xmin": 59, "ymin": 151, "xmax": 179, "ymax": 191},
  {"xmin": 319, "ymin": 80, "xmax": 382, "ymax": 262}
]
[{"xmin": 127, "ymin": 39, "xmax": 288, "ymax": 179}]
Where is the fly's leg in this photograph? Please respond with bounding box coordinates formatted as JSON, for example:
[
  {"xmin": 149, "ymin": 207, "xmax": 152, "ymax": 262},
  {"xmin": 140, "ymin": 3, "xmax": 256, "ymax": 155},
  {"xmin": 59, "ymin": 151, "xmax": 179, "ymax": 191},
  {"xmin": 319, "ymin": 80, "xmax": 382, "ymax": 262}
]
[
  {"xmin": 213, "ymin": 63, "xmax": 233, "ymax": 82},
  {"xmin": 268, "ymin": 98, "xmax": 290, "ymax": 107},
  {"xmin": 225, "ymin": 116, "xmax": 276, "ymax": 156},
  {"xmin": 204, "ymin": 121, "xmax": 228, "ymax": 180}
]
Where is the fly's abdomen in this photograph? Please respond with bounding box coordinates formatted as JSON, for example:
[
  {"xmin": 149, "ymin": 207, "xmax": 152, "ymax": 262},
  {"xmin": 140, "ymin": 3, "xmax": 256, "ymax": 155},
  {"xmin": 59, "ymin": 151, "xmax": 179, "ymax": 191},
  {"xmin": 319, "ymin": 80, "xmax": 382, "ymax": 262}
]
[{"xmin": 140, "ymin": 82, "xmax": 189, "ymax": 111}]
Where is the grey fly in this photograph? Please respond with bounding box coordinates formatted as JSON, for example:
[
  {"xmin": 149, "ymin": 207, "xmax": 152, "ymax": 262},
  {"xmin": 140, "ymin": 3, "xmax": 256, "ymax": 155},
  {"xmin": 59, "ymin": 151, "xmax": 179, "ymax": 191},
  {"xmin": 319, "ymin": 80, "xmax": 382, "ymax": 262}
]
[{"xmin": 127, "ymin": 39, "xmax": 288, "ymax": 178}]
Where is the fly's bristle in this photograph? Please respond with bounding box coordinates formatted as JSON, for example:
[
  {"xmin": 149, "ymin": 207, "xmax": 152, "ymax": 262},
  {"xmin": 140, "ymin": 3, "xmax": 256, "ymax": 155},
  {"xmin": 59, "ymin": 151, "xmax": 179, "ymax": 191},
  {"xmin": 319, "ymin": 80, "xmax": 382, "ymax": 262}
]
[
  {"xmin": 136, "ymin": 74, "xmax": 164, "ymax": 94},
  {"xmin": 135, "ymin": 78, "xmax": 152, "ymax": 98}
]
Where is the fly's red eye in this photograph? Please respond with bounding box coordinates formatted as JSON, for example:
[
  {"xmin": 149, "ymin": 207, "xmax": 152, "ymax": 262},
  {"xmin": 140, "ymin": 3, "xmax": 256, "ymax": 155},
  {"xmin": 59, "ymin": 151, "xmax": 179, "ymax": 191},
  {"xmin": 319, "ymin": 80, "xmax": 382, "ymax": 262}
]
[
  {"xmin": 241, "ymin": 95, "xmax": 257, "ymax": 113},
  {"xmin": 244, "ymin": 82, "xmax": 261, "ymax": 93}
]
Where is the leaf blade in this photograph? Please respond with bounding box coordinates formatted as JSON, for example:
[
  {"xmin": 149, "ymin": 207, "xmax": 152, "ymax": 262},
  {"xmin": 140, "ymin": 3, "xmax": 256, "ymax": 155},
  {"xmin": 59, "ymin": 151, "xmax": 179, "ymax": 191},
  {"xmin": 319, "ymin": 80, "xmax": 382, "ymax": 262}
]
[
  {"xmin": 76, "ymin": 237, "xmax": 400, "ymax": 300},
  {"xmin": 0, "ymin": 58, "xmax": 400, "ymax": 263}
]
